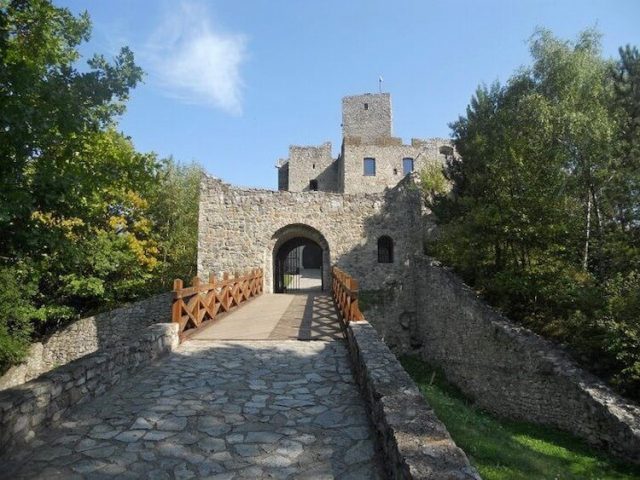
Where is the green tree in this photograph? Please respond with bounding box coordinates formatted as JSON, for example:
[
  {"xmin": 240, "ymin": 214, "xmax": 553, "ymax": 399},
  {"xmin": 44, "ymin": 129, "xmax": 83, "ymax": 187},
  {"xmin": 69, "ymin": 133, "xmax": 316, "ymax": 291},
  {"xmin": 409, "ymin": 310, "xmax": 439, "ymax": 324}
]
[
  {"xmin": 30, "ymin": 129, "xmax": 162, "ymax": 312},
  {"xmin": 0, "ymin": 0, "xmax": 143, "ymax": 256},
  {"xmin": 0, "ymin": 2, "xmax": 206, "ymax": 374},
  {"xmin": 429, "ymin": 29, "xmax": 640, "ymax": 400},
  {"xmin": 149, "ymin": 159, "xmax": 203, "ymax": 289},
  {"xmin": 0, "ymin": 1, "xmax": 158, "ymax": 369}
]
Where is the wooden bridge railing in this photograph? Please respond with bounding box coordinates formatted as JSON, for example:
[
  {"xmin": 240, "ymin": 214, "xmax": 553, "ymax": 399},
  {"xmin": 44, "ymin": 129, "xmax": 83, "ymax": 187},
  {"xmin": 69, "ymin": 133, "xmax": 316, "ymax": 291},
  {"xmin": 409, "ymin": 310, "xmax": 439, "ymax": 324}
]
[
  {"xmin": 172, "ymin": 269, "xmax": 263, "ymax": 338},
  {"xmin": 331, "ymin": 266, "xmax": 365, "ymax": 324}
]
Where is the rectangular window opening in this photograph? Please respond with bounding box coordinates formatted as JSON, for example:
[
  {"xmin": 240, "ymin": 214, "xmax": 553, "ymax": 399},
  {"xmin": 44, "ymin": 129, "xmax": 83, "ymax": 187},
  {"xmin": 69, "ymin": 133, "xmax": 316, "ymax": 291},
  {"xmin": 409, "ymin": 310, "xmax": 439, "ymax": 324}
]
[
  {"xmin": 364, "ymin": 103, "xmax": 369, "ymax": 110},
  {"xmin": 403, "ymin": 157, "xmax": 414, "ymax": 175},
  {"xmin": 363, "ymin": 158, "xmax": 376, "ymax": 176}
]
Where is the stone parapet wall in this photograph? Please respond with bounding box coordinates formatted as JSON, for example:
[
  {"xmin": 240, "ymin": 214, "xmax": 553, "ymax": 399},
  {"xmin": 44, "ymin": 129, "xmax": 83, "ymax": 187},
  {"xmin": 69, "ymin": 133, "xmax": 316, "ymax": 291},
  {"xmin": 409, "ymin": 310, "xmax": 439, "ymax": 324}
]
[
  {"xmin": 344, "ymin": 320, "xmax": 480, "ymax": 479},
  {"xmin": 0, "ymin": 323, "xmax": 179, "ymax": 456},
  {"xmin": 0, "ymin": 292, "xmax": 172, "ymax": 391},
  {"xmin": 369, "ymin": 255, "xmax": 640, "ymax": 465}
]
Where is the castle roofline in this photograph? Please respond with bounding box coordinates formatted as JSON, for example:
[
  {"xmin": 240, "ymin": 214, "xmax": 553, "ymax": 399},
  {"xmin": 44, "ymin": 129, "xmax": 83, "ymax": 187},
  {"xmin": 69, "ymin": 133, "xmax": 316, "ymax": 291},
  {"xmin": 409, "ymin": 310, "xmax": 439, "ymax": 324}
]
[
  {"xmin": 288, "ymin": 141, "xmax": 331, "ymax": 151},
  {"xmin": 342, "ymin": 92, "xmax": 390, "ymax": 100}
]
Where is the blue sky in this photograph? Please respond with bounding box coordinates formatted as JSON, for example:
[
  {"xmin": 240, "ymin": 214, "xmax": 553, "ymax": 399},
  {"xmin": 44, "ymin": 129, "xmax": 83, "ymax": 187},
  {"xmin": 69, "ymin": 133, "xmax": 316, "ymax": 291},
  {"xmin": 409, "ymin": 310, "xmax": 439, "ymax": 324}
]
[{"xmin": 56, "ymin": 0, "xmax": 640, "ymax": 189}]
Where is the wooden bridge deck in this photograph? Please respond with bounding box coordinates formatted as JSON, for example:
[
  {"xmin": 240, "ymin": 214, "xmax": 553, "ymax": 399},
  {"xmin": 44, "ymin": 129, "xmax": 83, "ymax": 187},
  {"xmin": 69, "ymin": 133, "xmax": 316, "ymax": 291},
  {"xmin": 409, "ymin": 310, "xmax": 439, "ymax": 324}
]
[{"xmin": 188, "ymin": 293, "xmax": 342, "ymax": 342}]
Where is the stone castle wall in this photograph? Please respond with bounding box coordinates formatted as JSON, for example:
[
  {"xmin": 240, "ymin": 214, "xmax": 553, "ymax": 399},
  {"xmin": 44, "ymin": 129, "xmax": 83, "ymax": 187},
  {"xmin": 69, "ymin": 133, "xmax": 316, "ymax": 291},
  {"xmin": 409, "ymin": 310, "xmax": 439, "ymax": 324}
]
[
  {"xmin": 345, "ymin": 320, "xmax": 480, "ymax": 479},
  {"xmin": 342, "ymin": 93, "xmax": 393, "ymax": 142},
  {"xmin": 0, "ymin": 293, "xmax": 172, "ymax": 391},
  {"xmin": 364, "ymin": 256, "xmax": 640, "ymax": 465},
  {"xmin": 197, "ymin": 174, "xmax": 423, "ymax": 293},
  {"xmin": 287, "ymin": 142, "xmax": 337, "ymax": 192},
  {"xmin": 277, "ymin": 161, "xmax": 289, "ymax": 191},
  {"xmin": 341, "ymin": 137, "xmax": 450, "ymax": 194}
]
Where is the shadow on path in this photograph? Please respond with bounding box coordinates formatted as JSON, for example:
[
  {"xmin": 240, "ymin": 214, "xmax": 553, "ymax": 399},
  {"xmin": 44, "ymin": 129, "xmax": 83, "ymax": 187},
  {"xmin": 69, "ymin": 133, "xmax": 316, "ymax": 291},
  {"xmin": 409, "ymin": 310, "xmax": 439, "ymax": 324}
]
[{"xmin": 269, "ymin": 294, "xmax": 342, "ymax": 341}]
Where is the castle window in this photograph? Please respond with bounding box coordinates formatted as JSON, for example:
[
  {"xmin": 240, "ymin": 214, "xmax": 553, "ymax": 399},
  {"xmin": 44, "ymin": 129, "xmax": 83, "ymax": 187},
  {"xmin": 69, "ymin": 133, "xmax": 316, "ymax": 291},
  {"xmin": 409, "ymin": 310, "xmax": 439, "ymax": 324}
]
[
  {"xmin": 364, "ymin": 103, "xmax": 369, "ymax": 110},
  {"xmin": 309, "ymin": 179, "xmax": 318, "ymax": 191},
  {"xmin": 312, "ymin": 163, "xmax": 316, "ymax": 169},
  {"xmin": 393, "ymin": 168, "xmax": 398, "ymax": 175},
  {"xmin": 363, "ymin": 158, "xmax": 376, "ymax": 176},
  {"xmin": 439, "ymin": 145, "xmax": 454, "ymax": 157},
  {"xmin": 377, "ymin": 236, "xmax": 393, "ymax": 263},
  {"xmin": 403, "ymin": 157, "xmax": 414, "ymax": 175}
]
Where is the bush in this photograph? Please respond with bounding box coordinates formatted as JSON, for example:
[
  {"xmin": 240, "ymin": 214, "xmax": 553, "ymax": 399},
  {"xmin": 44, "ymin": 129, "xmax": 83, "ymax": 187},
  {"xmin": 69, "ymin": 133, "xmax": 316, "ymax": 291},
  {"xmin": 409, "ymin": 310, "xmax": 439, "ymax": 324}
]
[{"xmin": 0, "ymin": 265, "xmax": 43, "ymax": 372}]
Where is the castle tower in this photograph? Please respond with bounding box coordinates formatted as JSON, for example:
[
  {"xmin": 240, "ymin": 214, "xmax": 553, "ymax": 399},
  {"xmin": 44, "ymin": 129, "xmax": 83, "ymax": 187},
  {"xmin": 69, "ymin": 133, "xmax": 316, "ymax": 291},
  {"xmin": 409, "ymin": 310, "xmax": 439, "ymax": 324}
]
[
  {"xmin": 341, "ymin": 93, "xmax": 392, "ymax": 142},
  {"xmin": 276, "ymin": 92, "xmax": 451, "ymax": 194}
]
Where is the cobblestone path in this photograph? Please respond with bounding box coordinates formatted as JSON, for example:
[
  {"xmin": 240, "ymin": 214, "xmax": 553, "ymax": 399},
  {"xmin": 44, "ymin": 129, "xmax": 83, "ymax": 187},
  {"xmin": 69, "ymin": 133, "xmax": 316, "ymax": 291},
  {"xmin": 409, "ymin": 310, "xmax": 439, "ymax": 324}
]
[{"xmin": 3, "ymin": 340, "xmax": 382, "ymax": 479}]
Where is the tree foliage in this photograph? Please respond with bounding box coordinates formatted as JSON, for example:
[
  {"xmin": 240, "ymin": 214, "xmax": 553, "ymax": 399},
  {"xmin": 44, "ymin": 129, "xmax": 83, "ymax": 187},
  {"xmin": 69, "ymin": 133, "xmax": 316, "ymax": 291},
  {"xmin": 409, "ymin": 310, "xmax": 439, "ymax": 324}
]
[
  {"xmin": 0, "ymin": 1, "xmax": 201, "ymax": 371},
  {"xmin": 148, "ymin": 158, "xmax": 204, "ymax": 289},
  {"xmin": 429, "ymin": 30, "xmax": 640, "ymax": 400}
]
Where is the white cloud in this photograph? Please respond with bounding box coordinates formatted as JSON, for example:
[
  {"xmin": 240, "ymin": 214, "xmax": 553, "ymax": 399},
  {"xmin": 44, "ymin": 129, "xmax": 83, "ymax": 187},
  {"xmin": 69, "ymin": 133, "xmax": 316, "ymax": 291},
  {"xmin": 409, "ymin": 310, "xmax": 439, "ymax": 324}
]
[{"xmin": 144, "ymin": 1, "xmax": 247, "ymax": 115}]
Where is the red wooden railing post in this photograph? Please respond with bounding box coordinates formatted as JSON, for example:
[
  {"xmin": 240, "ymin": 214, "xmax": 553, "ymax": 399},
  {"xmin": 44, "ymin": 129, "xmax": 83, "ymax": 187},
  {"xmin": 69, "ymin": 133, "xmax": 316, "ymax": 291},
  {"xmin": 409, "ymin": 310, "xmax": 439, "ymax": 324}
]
[
  {"xmin": 223, "ymin": 272, "xmax": 230, "ymax": 310},
  {"xmin": 330, "ymin": 266, "xmax": 365, "ymax": 324},
  {"xmin": 172, "ymin": 279, "xmax": 183, "ymax": 324},
  {"xmin": 192, "ymin": 276, "xmax": 201, "ymax": 325},
  {"xmin": 207, "ymin": 273, "xmax": 217, "ymax": 321}
]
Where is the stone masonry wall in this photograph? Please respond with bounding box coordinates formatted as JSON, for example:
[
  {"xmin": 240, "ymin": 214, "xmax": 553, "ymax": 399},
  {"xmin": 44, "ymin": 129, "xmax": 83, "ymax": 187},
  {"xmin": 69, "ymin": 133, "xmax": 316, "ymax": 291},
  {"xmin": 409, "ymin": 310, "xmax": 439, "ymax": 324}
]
[
  {"xmin": 345, "ymin": 319, "xmax": 480, "ymax": 479},
  {"xmin": 369, "ymin": 255, "xmax": 640, "ymax": 464},
  {"xmin": 198, "ymin": 174, "xmax": 423, "ymax": 294},
  {"xmin": 341, "ymin": 138, "xmax": 450, "ymax": 194},
  {"xmin": 342, "ymin": 93, "xmax": 392, "ymax": 142},
  {"xmin": 287, "ymin": 142, "xmax": 338, "ymax": 192},
  {"xmin": 0, "ymin": 323, "xmax": 179, "ymax": 456},
  {"xmin": 0, "ymin": 293, "xmax": 172, "ymax": 391}
]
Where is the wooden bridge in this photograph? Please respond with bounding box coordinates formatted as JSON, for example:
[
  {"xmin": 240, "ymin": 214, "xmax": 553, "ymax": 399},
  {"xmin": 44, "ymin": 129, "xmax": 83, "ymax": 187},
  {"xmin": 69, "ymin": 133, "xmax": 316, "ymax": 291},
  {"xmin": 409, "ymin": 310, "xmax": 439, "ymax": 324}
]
[{"xmin": 170, "ymin": 266, "xmax": 364, "ymax": 342}]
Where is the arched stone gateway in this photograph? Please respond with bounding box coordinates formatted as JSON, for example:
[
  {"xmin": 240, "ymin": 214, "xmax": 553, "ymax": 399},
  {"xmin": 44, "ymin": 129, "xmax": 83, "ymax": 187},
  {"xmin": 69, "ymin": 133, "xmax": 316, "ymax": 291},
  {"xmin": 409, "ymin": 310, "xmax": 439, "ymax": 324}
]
[{"xmin": 269, "ymin": 224, "xmax": 331, "ymax": 294}]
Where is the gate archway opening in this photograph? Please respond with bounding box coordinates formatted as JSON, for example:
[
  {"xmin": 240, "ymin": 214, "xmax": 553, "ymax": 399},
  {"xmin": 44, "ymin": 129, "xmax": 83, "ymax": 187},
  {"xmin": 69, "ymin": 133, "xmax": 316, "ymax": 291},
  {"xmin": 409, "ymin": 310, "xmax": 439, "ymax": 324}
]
[
  {"xmin": 271, "ymin": 224, "xmax": 330, "ymax": 294},
  {"xmin": 274, "ymin": 238, "xmax": 323, "ymax": 293}
]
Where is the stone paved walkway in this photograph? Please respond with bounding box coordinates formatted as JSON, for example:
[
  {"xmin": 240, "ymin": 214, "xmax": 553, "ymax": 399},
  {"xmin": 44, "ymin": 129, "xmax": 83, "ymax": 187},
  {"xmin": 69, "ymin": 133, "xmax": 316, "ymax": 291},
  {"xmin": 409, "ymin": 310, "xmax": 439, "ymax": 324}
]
[{"xmin": 2, "ymin": 339, "xmax": 382, "ymax": 479}]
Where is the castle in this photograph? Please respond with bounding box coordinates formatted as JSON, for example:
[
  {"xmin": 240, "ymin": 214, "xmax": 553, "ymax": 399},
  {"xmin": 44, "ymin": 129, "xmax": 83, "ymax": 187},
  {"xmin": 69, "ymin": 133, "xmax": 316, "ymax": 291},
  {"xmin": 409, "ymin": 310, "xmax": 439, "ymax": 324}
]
[
  {"xmin": 2, "ymin": 93, "xmax": 638, "ymax": 470},
  {"xmin": 276, "ymin": 93, "xmax": 452, "ymax": 194},
  {"xmin": 198, "ymin": 92, "xmax": 445, "ymax": 297},
  {"xmin": 196, "ymin": 93, "xmax": 640, "ymax": 467}
]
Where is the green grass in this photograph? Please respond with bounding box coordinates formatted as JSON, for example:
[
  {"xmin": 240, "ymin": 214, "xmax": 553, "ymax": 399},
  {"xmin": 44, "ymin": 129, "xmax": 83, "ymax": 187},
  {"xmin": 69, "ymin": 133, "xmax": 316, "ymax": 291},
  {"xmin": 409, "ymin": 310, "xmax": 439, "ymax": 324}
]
[
  {"xmin": 284, "ymin": 274, "xmax": 293, "ymax": 287},
  {"xmin": 400, "ymin": 355, "xmax": 640, "ymax": 480}
]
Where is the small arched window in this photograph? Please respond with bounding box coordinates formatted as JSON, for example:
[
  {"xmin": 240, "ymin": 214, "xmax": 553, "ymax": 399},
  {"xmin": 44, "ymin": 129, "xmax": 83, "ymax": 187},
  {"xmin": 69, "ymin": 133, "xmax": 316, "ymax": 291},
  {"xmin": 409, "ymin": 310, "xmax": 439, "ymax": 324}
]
[{"xmin": 377, "ymin": 236, "xmax": 393, "ymax": 263}]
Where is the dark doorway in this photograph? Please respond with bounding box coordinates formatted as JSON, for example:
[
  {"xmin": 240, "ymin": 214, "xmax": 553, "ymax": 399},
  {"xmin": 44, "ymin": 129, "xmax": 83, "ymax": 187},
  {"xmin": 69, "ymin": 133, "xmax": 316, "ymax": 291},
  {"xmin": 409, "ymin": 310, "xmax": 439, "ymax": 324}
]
[
  {"xmin": 302, "ymin": 244, "xmax": 322, "ymax": 268},
  {"xmin": 274, "ymin": 237, "xmax": 324, "ymax": 293}
]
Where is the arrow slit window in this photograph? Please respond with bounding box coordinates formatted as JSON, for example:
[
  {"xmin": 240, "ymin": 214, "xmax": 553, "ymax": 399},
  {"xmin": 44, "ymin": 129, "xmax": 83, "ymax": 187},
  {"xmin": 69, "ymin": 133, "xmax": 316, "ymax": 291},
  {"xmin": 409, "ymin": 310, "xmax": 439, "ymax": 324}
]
[{"xmin": 377, "ymin": 236, "xmax": 393, "ymax": 263}]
